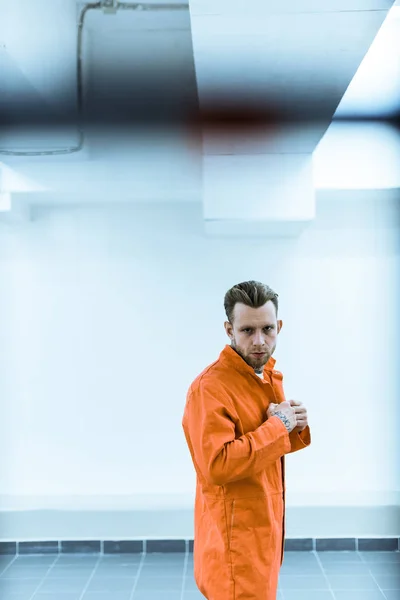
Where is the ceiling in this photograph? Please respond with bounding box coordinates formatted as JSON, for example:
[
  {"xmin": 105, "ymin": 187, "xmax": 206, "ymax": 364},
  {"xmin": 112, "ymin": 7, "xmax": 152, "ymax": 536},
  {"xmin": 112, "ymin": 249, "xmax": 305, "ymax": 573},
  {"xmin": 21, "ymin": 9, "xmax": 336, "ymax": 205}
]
[{"xmin": 0, "ymin": 0, "xmax": 398, "ymax": 233}]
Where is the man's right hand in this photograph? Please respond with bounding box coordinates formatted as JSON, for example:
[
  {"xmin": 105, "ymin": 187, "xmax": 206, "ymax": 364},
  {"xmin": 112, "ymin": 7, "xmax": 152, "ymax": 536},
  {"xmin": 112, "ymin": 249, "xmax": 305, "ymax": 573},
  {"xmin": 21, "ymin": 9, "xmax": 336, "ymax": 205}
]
[{"xmin": 267, "ymin": 401, "xmax": 297, "ymax": 433}]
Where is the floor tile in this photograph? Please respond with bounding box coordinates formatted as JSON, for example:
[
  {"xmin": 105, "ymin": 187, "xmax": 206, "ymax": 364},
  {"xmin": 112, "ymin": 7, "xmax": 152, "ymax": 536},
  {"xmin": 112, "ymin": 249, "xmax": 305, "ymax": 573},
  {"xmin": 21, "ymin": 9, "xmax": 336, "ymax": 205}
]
[
  {"xmin": 144, "ymin": 553, "xmax": 186, "ymax": 562},
  {"xmin": 279, "ymin": 574, "xmax": 329, "ymax": 590},
  {"xmin": 373, "ymin": 574, "xmax": 400, "ymax": 590},
  {"xmin": 333, "ymin": 591, "xmax": 386, "ymax": 600},
  {"xmin": 134, "ymin": 576, "xmax": 183, "ymax": 591},
  {"xmin": 46, "ymin": 567, "xmax": 96, "ymax": 579},
  {"xmin": 34, "ymin": 594, "xmax": 83, "ymax": 600},
  {"xmin": 382, "ymin": 591, "xmax": 400, "ymax": 600},
  {"xmin": 83, "ymin": 594, "xmax": 132, "ymax": 600},
  {"xmin": 0, "ymin": 578, "xmax": 43, "ymax": 594},
  {"xmin": 56, "ymin": 556, "xmax": 99, "ymax": 565},
  {"xmin": 132, "ymin": 593, "xmax": 182, "ymax": 600},
  {"xmin": 14, "ymin": 555, "xmax": 57, "ymax": 565},
  {"xmin": 140, "ymin": 564, "xmax": 185, "ymax": 576},
  {"xmin": 283, "ymin": 551, "xmax": 319, "ymax": 561},
  {"xmin": 94, "ymin": 564, "xmax": 141, "ymax": 577},
  {"xmin": 280, "ymin": 562, "xmax": 323, "ymax": 575},
  {"xmin": 36, "ymin": 576, "xmax": 90, "ymax": 593},
  {"xmin": 183, "ymin": 575, "xmax": 199, "ymax": 591},
  {"xmin": 0, "ymin": 550, "xmax": 396, "ymax": 600},
  {"xmin": 282, "ymin": 556, "xmax": 320, "ymax": 568},
  {"xmin": 86, "ymin": 576, "xmax": 137, "ymax": 592},
  {"xmin": 183, "ymin": 593, "xmax": 206, "ymax": 600},
  {"xmin": 321, "ymin": 561, "xmax": 371, "ymax": 575},
  {"xmin": 367, "ymin": 563, "xmax": 400, "ymax": 576},
  {"xmin": 0, "ymin": 595, "xmax": 33, "ymax": 600},
  {"xmin": 0, "ymin": 565, "xmax": 51, "ymax": 578},
  {"xmin": 282, "ymin": 592, "xmax": 334, "ymax": 600},
  {"xmin": 99, "ymin": 555, "xmax": 143, "ymax": 564},
  {"xmin": 359, "ymin": 552, "xmax": 400, "ymax": 563},
  {"xmin": 327, "ymin": 574, "xmax": 381, "ymax": 590},
  {"xmin": 318, "ymin": 552, "xmax": 363, "ymax": 563}
]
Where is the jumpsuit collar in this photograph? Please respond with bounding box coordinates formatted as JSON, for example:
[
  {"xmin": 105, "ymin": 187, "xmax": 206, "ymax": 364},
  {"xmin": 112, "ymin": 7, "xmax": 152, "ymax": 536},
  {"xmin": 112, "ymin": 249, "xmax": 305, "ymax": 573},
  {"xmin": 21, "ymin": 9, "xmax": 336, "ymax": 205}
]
[{"xmin": 219, "ymin": 345, "xmax": 276, "ymax": 378}]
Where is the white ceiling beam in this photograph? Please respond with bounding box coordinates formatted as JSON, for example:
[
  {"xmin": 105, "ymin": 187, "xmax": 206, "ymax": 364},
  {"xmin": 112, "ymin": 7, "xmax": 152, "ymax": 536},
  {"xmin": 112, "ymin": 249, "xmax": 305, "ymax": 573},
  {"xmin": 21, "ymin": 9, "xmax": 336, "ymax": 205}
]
[
  {"xmin": 189, "ymin": 0, "xmax": 394, "ymax": 236},
  {"xmin": 0, "ymin": 193, "xmax": 31, "ymax": 223},
  {"xmin": 203, "ymin": 154, "xmax": 315, "ymax": 238},
  {"xmin": 189, "ymin": 0, "xmax": 394, "ymax": 15},
  {"xmin": 0, "ymin": 160, "xmax": 200, "ymax": 202}
]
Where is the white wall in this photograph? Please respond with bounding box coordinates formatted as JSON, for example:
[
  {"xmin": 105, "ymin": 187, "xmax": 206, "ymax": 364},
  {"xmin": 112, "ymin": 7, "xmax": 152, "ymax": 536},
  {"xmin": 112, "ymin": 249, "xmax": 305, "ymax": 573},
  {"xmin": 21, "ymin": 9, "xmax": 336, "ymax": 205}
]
[{"xmin": 0, "ymin": 191, "xmax": 399, "ymax": 538}]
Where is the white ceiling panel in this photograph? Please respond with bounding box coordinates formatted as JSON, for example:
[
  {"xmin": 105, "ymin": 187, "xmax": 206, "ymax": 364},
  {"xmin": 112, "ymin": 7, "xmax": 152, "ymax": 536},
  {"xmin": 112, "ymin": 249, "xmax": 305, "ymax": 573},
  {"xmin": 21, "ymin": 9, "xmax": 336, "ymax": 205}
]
[
  {"xmin": 190, "ymin": 11, "xmax": 388, "ymax": 120},
  {"xmin": 189, "ymin": 0, "xmax": 395, "ymax": 15}
]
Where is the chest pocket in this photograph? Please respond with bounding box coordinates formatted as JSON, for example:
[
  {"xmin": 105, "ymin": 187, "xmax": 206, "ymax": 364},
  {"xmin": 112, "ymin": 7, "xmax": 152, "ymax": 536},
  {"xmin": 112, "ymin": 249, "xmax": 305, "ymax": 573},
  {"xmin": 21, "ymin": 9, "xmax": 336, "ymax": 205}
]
[{"xmin": 270, "ymin": 371, "xmax": 286, "ymax": 404}]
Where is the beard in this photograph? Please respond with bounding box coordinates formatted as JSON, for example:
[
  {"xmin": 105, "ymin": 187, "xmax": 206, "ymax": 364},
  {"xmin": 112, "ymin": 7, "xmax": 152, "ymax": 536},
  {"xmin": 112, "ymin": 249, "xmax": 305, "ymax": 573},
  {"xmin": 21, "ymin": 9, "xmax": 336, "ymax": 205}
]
[{"xmin": 231, "ymin": 338, "xmax": 273, "ymax": 373}]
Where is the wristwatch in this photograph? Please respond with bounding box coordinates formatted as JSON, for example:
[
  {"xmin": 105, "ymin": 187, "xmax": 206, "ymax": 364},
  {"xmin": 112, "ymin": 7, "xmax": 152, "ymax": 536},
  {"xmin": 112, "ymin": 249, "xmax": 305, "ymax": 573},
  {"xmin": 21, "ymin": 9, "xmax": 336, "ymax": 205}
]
[{"xmin": 273, "ymin": 410, "xmax": 291, "ymax": 433}]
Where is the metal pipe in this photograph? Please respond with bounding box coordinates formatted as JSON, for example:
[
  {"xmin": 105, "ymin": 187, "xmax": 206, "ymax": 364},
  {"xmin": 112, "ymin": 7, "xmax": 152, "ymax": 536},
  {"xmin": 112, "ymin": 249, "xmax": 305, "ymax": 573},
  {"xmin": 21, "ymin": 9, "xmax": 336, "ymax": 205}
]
[
  {"xmin": 0, "ymin": 1, "xmax": 188, "ymax": 156},
  {"xmin": 117, "ymin": 3, "xmax": 188, "ymax": 9}
]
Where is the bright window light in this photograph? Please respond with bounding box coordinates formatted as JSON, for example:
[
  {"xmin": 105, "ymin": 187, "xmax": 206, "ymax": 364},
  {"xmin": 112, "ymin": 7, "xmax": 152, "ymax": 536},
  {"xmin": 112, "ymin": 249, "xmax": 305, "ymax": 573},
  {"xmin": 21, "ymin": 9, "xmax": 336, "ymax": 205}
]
[
  {"xmin": 313, "ymin": 122, "xmax": 400, "ymax": 189},
  {"xmin": 334, "ymin": 3, "xmax": 400, "ymax": 119}
]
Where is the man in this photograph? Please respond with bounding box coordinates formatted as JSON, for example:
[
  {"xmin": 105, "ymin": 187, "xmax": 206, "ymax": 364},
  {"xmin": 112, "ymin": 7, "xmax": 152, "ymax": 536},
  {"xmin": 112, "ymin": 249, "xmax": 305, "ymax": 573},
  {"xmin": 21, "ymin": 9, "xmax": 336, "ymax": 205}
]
[{"xmin": 182, "ymin": 280, "xmax": 311, "ymax": 600}]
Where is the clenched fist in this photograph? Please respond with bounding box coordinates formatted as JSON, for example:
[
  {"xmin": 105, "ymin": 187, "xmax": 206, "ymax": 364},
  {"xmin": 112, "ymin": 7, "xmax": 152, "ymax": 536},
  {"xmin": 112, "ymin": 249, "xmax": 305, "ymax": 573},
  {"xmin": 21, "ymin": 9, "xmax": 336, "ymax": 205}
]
[
  {"xmin": 267, "ymin": 400, "xmax": 297, "ymax": 433},
  {"xmin": 267, "ymin": 399, "xmax": 308, "ymax": 434},
  {"xmin": 288, "ymin": 399, "xmax": 308, "ymax": 432}
]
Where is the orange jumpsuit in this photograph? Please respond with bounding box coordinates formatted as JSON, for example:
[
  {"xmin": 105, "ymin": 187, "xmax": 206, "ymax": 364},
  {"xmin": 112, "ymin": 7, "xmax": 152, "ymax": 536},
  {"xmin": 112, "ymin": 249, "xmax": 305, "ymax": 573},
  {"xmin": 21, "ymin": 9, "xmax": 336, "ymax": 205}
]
[{"xmin": 182, "ymin": 345, "xmax": 311, "ymax": 600}]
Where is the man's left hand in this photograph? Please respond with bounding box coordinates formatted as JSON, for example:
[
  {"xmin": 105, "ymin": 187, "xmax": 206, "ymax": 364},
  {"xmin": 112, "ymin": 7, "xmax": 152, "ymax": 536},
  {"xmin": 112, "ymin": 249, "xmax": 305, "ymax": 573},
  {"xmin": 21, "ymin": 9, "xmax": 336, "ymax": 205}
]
[{"xmin": 289, "ymin": 399, "xmax": 308, "ymax": 432}]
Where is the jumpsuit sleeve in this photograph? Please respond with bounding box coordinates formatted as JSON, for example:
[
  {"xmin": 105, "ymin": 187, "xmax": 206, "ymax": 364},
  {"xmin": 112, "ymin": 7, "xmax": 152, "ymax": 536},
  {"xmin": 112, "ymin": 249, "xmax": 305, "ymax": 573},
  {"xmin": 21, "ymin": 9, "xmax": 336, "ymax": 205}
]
[
  {"xmin": 288, "ymin": 426, "xmax": 311, "ymax": 453},
  {"xmin": 183, "ymin": 380, "xmax": 291, "ymax": 486},
  {"xmin": 269, "ymin": 370, "xmax": 311, "ymax": 454}
]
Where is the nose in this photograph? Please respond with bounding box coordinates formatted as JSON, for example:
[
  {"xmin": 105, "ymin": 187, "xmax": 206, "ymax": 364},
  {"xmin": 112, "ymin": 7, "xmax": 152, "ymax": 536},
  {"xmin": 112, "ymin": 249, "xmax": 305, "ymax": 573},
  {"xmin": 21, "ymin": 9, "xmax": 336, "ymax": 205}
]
[{"xmin": 253, "ymin": 332, "xmax": 265, "ymax": 346}]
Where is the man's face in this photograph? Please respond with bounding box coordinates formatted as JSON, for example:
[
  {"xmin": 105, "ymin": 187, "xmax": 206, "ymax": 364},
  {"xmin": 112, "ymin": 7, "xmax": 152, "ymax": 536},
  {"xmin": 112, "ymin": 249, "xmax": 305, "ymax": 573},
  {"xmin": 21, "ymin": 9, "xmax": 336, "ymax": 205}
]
[{"xmin": 224, "ymin": 301, "xmax": 282, "ymax": 373}]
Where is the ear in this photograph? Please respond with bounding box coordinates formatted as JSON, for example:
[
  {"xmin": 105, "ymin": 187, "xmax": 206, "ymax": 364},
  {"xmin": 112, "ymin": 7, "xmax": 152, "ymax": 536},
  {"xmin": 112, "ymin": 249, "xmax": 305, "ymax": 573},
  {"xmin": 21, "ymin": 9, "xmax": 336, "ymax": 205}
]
[
  {"xmin": 224, "ymin": 321, "xmax": 234, "ymax": 340},
  {"xmin": 277, "ymin": 319, "xmax": 283, "ymax": 334}
]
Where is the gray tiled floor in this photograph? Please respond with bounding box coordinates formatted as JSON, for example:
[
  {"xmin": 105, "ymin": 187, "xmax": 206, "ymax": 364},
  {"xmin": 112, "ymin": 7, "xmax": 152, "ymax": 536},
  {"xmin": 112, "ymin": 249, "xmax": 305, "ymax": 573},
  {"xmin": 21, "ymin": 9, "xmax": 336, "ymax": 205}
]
[{"xmin": 0, "ymin": 551, "xmax": 399, "ymax": 600}]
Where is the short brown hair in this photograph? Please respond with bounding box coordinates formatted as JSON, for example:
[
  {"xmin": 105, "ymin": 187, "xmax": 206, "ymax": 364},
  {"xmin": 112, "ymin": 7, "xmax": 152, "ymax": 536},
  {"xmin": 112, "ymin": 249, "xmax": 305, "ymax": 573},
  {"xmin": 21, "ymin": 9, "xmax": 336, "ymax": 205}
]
[{"xmin": 224, "ymin": 280, "xmax": 279, "ymax": 323}]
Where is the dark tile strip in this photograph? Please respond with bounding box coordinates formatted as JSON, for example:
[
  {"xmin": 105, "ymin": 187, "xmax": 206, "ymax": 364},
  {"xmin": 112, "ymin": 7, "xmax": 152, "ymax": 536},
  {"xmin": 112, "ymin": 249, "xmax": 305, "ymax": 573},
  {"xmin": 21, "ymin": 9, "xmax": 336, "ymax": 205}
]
[
  {"xmin": 18, "ymin": 541, "xmax": 59, "ymax": 554},
  {"xmin": 316, "ymin": 538, "xmax": 356, "ymax": 551},
  {"xmin": 0, "ymin": 538, "xmax": 398, "ymax": 555},
  {"xmin": 284, "ymin": 538, "xmax": 313, "ymax": 551},
  {"xmin": 103, "ymin": 540, "xmax": 143, "ymax": 554},
  {"xmin": 0, "ymin": 542, "xmax": 17, "ymax": 555},
  {"xmin": 146, "ymin": 539, "xmax": 186, "ymax": 553},
  {"xmin": 358, "ymin": 538, "xmax": 399, "ymax": 551},
  {"xmin": 61, "ymin": 540, "xmax": 101, "ymax": 554}
]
